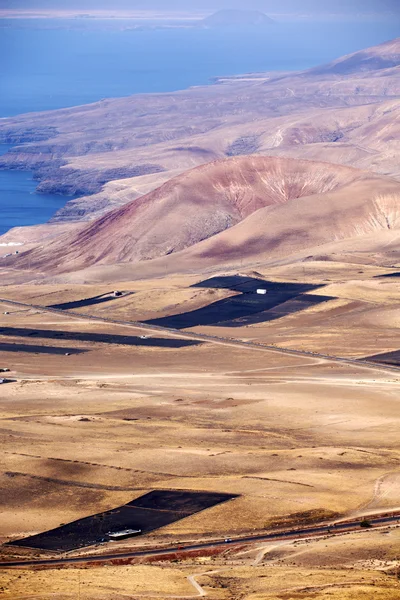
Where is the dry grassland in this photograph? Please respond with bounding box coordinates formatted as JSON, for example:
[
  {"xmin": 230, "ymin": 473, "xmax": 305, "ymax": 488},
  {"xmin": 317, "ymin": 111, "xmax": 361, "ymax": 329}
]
[
  {"xmin": 0, "ymin": 269, "xmax": 399, "ymax": 597},
  {"xmin": 0, "ymin": 565, "xmax": 194, "ymax": 598}
]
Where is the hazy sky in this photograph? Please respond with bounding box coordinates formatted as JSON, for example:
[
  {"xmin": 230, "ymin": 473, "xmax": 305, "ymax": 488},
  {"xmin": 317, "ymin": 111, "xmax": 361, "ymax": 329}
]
[{"xmin": 1, "ymin": 0, "xmax": 399, "ymax": 14}]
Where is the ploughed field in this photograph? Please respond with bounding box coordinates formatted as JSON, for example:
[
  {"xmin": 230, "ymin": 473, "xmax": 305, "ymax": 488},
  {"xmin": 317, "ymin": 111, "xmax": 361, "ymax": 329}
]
[
  {"xmin": 0, "ymin": 342, "xmax": 87, "ymax": 355},
  {"xmin": 49, "ymin": 291, "xmax": 133, "ymax": 311},
  {"xmin": 0, "ymin": 326, "xmax": 202, "ymax": 350},
  {"xmin": 146, "ymin": 276, "xmax": 333, "ymax": 329},
  {"xmin": 8, "ymin": 490, "xmax": 236, "ymax": 552},
  {"xmin": 365, "ymin": 350, "xmax": 400, "ymax": 367}
]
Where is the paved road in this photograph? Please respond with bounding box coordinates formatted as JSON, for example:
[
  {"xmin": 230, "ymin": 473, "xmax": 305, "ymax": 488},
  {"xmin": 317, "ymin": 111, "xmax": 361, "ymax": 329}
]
[
  {"xmin": 0, "ymin": 298, "xmax": 399, "ymax": 375},
  {"xmin": 1, "ymin": 513, "xmax": 399, "ymax": 568}
]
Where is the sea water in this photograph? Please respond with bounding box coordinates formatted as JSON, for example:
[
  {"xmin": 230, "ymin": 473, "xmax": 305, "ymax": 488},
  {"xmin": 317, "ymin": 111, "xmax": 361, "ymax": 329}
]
[{"xmin": 0, "ymin": 144, "xmax": 68, "ymax": 236}]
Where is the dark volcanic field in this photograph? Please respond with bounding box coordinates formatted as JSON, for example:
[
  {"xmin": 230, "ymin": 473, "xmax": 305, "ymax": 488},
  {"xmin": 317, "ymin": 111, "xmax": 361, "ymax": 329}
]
[
  {"xmin": 365, "ymin": 350, "xmax": 400, "ymax": 367},
  {"xmin": 7, "ymin": 490, "xmax": 237, "ymax": 552},
  {"xmin": 0, "ymin": 327, "xmax": 202, "ymax": 349},
  {"xmin": 0, "ymin": 343, "xmax": 86, "ymax": 355},
  {"xmin": 375, "ymin": 272, "xmax": 400, "ymax": 278},
  {"xmin": 49, "ymin": 292, "xmax": 132, "ymax": 310},
  {"xmin": 146, "ymin": 276, "xmax": 332, "ymax": 329}
]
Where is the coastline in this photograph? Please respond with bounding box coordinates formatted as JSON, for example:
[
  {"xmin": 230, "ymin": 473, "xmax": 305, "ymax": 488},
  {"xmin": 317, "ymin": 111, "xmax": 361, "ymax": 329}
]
[
  {"xmin": 1, "ymin": 28, "xmax": 399, "ymax": 241},
  {"xmin": 0, "ymin": 143, "xmax": 74, "ymax": 238}
]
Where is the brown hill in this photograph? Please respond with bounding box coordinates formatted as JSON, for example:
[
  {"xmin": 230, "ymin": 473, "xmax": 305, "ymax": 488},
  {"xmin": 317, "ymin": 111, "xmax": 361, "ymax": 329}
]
[
  {"xmin": 0, "ymin": 38, "xmax": 399, "ymax": 221},
  {"xmin": 7, "ymin": 156, "xmax": 400, "ymax": 277},
  {"xmin": 309, "ymin": 38, "xmax": 400, "ymax": 75},
  {"xmin": 177, "ymin": 180, "xmax": 400, "ymax": 267}
]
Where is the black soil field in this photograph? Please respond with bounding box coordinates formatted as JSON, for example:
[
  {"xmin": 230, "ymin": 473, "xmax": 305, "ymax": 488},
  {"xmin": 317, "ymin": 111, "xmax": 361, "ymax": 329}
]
[
  {"xmin": 49, "ymin": 292, "xmax": 132, "ymax": 310},
  {"xmin": 7, "ymin": 490, "xmax": 237, "ymax": 552},
  {"xmin": 0, "ymin": 327, "xmax": 202, "ymax": 349},
  {"xmin": 192, "ymin": 276, "xmax": 318, "ymax": 294},
  {"xmin": 364, "ymin": 350, "xmax": 400, "ymax": 367},
  {"xmin": 218, "ymin": 294, "xmax": 333, "ymax": 327},
  {"xmin": 0, "ymin": 343, "xmax": 87, "ymax": 355},
  {"xmin": 146, "ymin": 276, "xmax": 329, "ymax": 329}
]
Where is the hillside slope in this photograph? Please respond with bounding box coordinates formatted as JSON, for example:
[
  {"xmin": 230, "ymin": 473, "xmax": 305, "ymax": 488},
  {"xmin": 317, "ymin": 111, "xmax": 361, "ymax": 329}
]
[
  {"xmin": 6, "ymin": 156, "xmax": 400, "ymax": 277},
  {"xmin": 310, "ymin": 38, "xmax": 400, "ymax": 75}
]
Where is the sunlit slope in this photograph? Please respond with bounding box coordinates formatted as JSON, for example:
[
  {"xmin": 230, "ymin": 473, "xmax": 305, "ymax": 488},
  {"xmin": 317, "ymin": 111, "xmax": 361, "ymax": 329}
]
[
  {"xmin": 177, "ymin": 180, "xmax": 400, "ymax": 267},
  {"xmin": 9, "ymin": 156, "xmax": 400, "ymax": 276},
  {"xmin": 309, "ymin": 37, "xmax": 400, "ymax": 75}
]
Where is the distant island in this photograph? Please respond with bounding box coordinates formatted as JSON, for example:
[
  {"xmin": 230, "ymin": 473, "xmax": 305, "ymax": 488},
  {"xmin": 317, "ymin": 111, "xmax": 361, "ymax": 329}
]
[{"xmin": 200, "ymin": 9, "xmax": 275, "ymax": 28}]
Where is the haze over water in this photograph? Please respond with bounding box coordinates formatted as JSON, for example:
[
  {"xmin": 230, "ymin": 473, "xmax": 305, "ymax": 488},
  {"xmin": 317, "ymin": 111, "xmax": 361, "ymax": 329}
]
[
  {"xmin": 0, "ymin": 17, "xmax": 399, "ymax": 235},
  {"xmin": 1, "ymin": 19, "xmax": 399, "ymax": 116}
]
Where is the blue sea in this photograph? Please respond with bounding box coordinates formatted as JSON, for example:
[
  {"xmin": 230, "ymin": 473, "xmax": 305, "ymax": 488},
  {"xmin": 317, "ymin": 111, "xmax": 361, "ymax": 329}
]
[
  {"xmin": 0, "ymin": 144, "xmax": 68, "ymax": 236},
  {"xmin": 0, "ymin": 18, "xmax": 399, "ymax": 235}
]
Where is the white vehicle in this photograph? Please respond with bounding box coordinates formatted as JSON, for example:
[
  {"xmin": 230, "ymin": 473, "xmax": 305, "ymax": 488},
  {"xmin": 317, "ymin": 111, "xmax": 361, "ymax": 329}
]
[{"xmin": 108, "ymin": 529, "xmax": 142, "ymax": 540}]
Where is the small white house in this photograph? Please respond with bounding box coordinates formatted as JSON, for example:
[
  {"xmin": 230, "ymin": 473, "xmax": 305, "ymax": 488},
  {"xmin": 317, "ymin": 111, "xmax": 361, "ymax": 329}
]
[{"xmin": 256, "ymin": 289, "xmax": 267, "ymax": 295}]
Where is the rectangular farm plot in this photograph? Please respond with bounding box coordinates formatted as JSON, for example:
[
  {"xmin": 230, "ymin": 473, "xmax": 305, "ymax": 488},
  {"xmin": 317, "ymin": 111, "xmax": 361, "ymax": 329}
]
[
  {"xmin": 363, "ymin": 349, "xmax": 400, "ymax": 367},
  {"xmin": 127, "ymin": 490, "xmax": 234, "ymax": 512},
  {"xmin": 217, "ymin": 294, "xmax": 333, "ymax": 327},
  {"xmin": 7, "ymin": 490, "xmax": 237, "ymax": 552},
  {"xmin": 145, "ymin": 275, "xmax": 328, "ymax": 329},
  {"xmin": 191, "ymin": 275, "xmax": 318, "ymax": 294},
  {"xmin": 0, "ymin": 327, "xmax": 202, "ymax": 349}
]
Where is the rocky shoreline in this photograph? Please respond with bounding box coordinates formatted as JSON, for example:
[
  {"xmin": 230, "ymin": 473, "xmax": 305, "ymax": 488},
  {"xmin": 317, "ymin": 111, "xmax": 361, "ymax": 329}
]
[{"xmin": 0, "ymin": 139, "xmax": 165, "ymax": 222}]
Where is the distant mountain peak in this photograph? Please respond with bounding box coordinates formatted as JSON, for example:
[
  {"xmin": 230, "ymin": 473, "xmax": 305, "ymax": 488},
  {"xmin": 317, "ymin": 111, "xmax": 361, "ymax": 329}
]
[{"xmin": 201, "ymin": 9, "xmax": 274, "ymax": 28}]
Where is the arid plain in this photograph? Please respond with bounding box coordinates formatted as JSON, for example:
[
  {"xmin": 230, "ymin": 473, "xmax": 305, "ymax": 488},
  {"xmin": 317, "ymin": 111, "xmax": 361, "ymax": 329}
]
[
  {"xmin": 0, "ymin": 37, "xmax": 400, "ymax": 599},
  {"xmin": 1, "ymin": 263, "xmax": 400, "ymax": 597}
]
